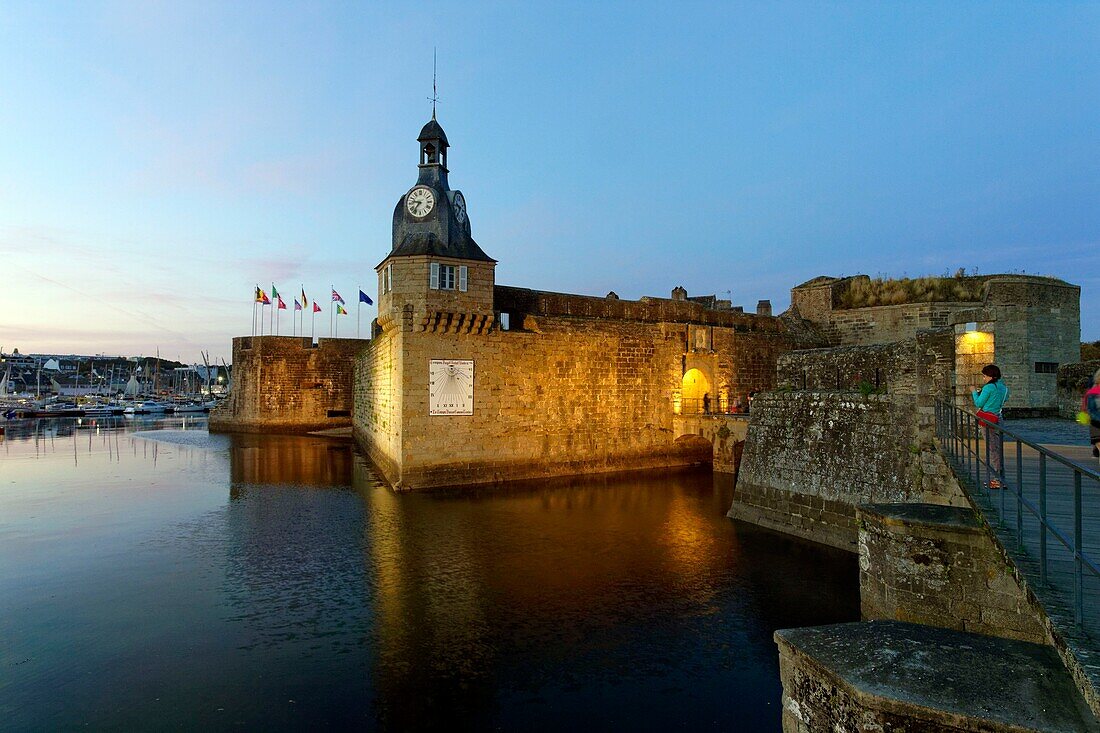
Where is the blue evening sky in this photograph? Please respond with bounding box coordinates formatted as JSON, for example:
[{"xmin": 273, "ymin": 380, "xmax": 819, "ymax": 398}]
[{"xmin": 1, "ymin": 1, "xmax": 1097, "ymax": 361}]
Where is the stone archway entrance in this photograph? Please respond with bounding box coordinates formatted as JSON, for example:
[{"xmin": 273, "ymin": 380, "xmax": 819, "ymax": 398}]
[{"xmin": 681, "ymin": 368, "xmax": 712, "ymax": 414}]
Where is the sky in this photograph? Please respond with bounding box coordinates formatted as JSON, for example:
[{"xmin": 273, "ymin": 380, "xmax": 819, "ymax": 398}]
[{"xmin": 1, "ymin": 1, "xmax": 1098, "ymax": 362}]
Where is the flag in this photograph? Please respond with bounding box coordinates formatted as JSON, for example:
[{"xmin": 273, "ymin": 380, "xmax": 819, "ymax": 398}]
[
  {"xmin": 294, "ymin": 299, "xmax": 302, "ymax": 311},
  {"xmin": 301, "ymin": 287, "xmax": 308, "ymax": 309},
  {"xmin": 332, "ymin": 289, "xmax": 345, "ymax": 304},
  {"xmin": 277, "ymin": 296, "xmax": 286, "ymax": 310},
  {"xmin": 313, "ymin": 302, "xmax": 322, "ymax": 313},
  {"xmin": 254, "ymin": 286, "xmax": 263, "ymax": 302},
  {"xmin": 272, "ymin": 285, "xmax": 280, "ymax": 299},
  {"xmin": 336, "ymin": 304, "xmax": 348, "ymax": 315},
  {"xmin": 359, "ymin": 289, "xmax": 373, "ymax": 305}
]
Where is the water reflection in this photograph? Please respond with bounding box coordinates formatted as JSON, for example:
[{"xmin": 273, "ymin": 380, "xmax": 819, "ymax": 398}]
[
  {"xmin": 352, "ymin": 464, "xmax": 857, "ymax": 730},
  {"xmin": 1, "ymin": 426, "xmax": 857, "ymax": 731},
  {"xmin": 229, "ymin": 433, "xmax": 354, "ymax": 487}
]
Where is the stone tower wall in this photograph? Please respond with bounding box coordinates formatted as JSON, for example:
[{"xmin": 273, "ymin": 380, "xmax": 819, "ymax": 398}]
[
  {"xmin": 209, "ymin": 336, "xmax": 365, "ymax": 434},
  {"xmin": 377, "ymin": 255, "xmax": 496, "ymax": 329},
  {"xmin": 352, "ymin": 330, "xmax": 404, "ymax": 481},
  {"xmin": 984, "ymin": 277, "xmax": 1080, "ymax": 411}
]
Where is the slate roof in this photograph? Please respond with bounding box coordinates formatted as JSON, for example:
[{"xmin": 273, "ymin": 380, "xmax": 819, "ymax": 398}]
[
  {"xmin": 389, "ymin": 230, "xmax": 495, "ymax": 263},
  {"xmin": 418, "ymin": 119, "xmax": 449, "ymax": 146}
]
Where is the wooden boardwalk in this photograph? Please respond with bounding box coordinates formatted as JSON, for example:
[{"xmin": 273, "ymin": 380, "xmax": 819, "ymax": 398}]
[{"xmin": 964, "ymin": 439, "xmax": 1100, "ymax": 639}]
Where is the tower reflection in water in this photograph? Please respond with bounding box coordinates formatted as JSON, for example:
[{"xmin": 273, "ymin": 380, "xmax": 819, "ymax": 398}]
[
  {"xmin": 221, "ymin": 435, "xmax": 858, "ymax": 728},
  {"xmin": 342, "ymin": 454, "xmax": 855, "ymax": 730},
  {"xmin": 222, "ymin": 435, "xmax": 857, "ymax": 729}
]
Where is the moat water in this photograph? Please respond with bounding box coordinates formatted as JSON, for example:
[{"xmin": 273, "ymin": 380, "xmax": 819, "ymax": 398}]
[{"xmin": 0, "ymin": 417, "xmax": 858, "ymax": 731}]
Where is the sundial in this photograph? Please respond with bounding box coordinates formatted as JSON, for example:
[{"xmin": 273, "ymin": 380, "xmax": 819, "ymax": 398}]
[{"xmin": 429, "ymin": 359, "xmax": 474, "ymax": 415}]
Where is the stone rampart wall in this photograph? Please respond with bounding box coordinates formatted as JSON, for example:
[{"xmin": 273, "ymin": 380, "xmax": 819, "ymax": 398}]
[
  {"xmin": 494, "ymin": 285, "xmax": 786, "ymax": 332},
  {"xmin": 822, "ymin": 302, "xmax": 967, "ymax": 346},
  {"xmin": 1057, "ymin": 360, "xmax": 1100, "ymax": 419},
  {"xmin": 858, "ymin": 503, "xmax": 1046, "ymax": 643},
  {"xmin": 353, "ymin": 313, "xmax": 785, "ymax": 490},
  {"xmin": 774, "ymin": 331, "xmax": 954, "ymax": 452},
  {"xmin": 777, "ymin": 329, "xmax": 953, "ymax": 410},
  {"xmin": 209, "ymin": 336, "xmax": 365, "ymax": 434},
  {"xmin": 728, "ymin": 392, "xmax": 965, "ymax": 551}
]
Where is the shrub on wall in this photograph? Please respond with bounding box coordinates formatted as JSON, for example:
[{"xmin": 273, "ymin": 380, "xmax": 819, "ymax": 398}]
[{"xmin": 838, "ymin": 275, "xmax": 986, "ymax": 309}]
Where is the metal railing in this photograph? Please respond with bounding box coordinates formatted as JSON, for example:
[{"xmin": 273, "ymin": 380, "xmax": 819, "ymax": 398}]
[
  {"xmin": 677, "ymin": 397, "xmax": 750, "ymax": 416},
  {"xmin": 935, "ymin": 399, "xmax": 1100, "ymax": 628}
]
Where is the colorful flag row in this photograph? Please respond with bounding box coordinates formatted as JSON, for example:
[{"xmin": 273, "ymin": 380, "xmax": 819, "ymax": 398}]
[{"xmin": 253, "ymin": 286, "xmax": 375, "ymax": 311}]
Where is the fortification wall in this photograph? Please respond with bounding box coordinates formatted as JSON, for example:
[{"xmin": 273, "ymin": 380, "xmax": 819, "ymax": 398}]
[
  {"xmin": 353, "ymin": 313, "xmax": 786, "ymax": 490},
  {"xmin": 776, "ymin": 330, "xmax": 954, "ymax": 430},
  {"xmin": 728, "ymin": 392, "xmax": 965, "ymax": 551},
  {"xmin": 790, "ymin": 275, "xmax": 1080, "ymax": 410},
  {"xmin": 987, "ymin": 278, "xmax": 1081, "ymax": 411},
  {"xmin": 804, "ymin": 301, "xmax": 969, "ymax": 346},
  {"xmin": 352, "ymin": 331, "xmax": 403, "ymax": 482},
  {"xmin": 858, "ymin": 503, "xmax": 1046, "ymax": 643},
  {"xmin": 209, "ymin": 336, "xmax": 365, "ymax": 434},
  {"xmin": 1058, "ymin": 361, "xmax": 1100, "ymax": 419},
  {"xmin": 495, "ymin": 285, "xmax": 788, "ymax": 332}
]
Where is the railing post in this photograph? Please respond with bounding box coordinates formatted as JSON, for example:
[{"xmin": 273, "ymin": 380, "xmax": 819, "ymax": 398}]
[
  {"xmin": 953, "ymin": 405, "xmax": 959, "ymax": 459},
  {"xmin": 1074, "ymin": 471, "xmax": 1083, "ymax": 627},
  {"xmin": 990, "ymin": 416, "xmax": 998, "ymax": 497},
  {"xmin": 1015, "ymin": 438, "xmax": 1023, "ymax": 550},
  {"xmin": 970, "ymin": 413, "xmax": 977, "ymax": 489},
  {"xmin": 1039, "ymin": 453, "xmax": 1047, "ymax": 585}
]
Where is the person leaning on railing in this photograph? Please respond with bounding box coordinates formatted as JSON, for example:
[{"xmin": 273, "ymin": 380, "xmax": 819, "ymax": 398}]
[{"xmin": 972, "ymin": 364, "xmax": 1009, "ymax": 489}]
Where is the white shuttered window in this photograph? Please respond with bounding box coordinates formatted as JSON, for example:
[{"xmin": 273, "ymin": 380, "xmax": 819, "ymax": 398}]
[
  {"xmin": 459, "ymin": 265, "xmax": 468, "ymax": 292},
  {"xmin": 429, "ymin": 262, "xmax": 440, "ymax": 289}
]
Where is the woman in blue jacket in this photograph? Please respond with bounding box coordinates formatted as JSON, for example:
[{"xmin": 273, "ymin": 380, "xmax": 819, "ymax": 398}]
[{"xmin": 972, "ymin": 364, "xmax": 1009, "ymax": 489}]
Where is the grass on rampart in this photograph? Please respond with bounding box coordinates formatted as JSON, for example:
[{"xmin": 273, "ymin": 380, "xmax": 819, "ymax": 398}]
[{"xmin": 838, "ymin": 276, "xmax": 986, "ymax": 308}]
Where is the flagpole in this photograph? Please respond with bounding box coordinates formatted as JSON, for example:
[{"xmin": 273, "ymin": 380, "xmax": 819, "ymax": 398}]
[
  {"xmin": 270, "ymin": 283, "xmax": 275, "ymax": 336},
  {"xmin": 357, "ymin": 285, "xmax": 361, "ymax": 339},
  {"xmin": 311, "ymin": 306, "xmax": 316, "ymax": 342},
  {"xmin": 252, "ymin": 292, "xmax": 256, "ymax": 337},
  {"xmin": 329, "ymin": 285, "xmax": 334, "ymax": 338}
]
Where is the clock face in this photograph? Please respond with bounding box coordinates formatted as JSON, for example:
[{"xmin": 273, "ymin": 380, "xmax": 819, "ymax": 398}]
[
  {"xmin": 452, "ymin": 192, "xmax": 467, "ymax": 223},
  {"xmin": 406, "ymin": 187, "xmax": 435, "ymax": 217}
]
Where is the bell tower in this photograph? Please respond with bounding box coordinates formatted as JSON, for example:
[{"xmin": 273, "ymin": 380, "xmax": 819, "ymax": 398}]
[
  {"xmin": 416, "ymin": 115, "xmax": 450, "ymax": 189},
  {"xmin": 375, "ymin": 116, "xmax": 496, "ymax": 335}
]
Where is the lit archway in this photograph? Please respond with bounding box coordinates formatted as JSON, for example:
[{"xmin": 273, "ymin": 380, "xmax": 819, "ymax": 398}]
[{"xmin": 681, "ymin": 368, "xmax": 712, "ymax": 413}]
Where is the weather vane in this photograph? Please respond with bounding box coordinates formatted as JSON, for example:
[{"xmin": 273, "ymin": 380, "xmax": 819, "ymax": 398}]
[{"xmin": 428, "ymin": 47, "xmax": 439, "ymax": 119}]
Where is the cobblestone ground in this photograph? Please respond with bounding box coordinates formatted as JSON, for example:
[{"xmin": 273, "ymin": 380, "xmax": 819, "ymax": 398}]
[{"xmin": 1006, "ymin": 417, "xmax": 1090, "ymax": 446}]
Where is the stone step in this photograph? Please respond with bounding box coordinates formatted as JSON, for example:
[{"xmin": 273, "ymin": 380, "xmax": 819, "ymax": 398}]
[{"xmin": 776, "ymin": 620, "xmax": 1099, "ymax": 732}]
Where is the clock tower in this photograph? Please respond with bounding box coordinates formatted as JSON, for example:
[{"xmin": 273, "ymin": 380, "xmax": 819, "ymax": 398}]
[{"xmin": 376, "ymin": 116, "xmax": 497, "ymax": 335}]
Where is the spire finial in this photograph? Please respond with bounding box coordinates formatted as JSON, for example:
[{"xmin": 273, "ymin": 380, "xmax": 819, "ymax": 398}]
[{"xmin": 428, "ymin": 47, "xmax": 439, "ymax": 120}]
